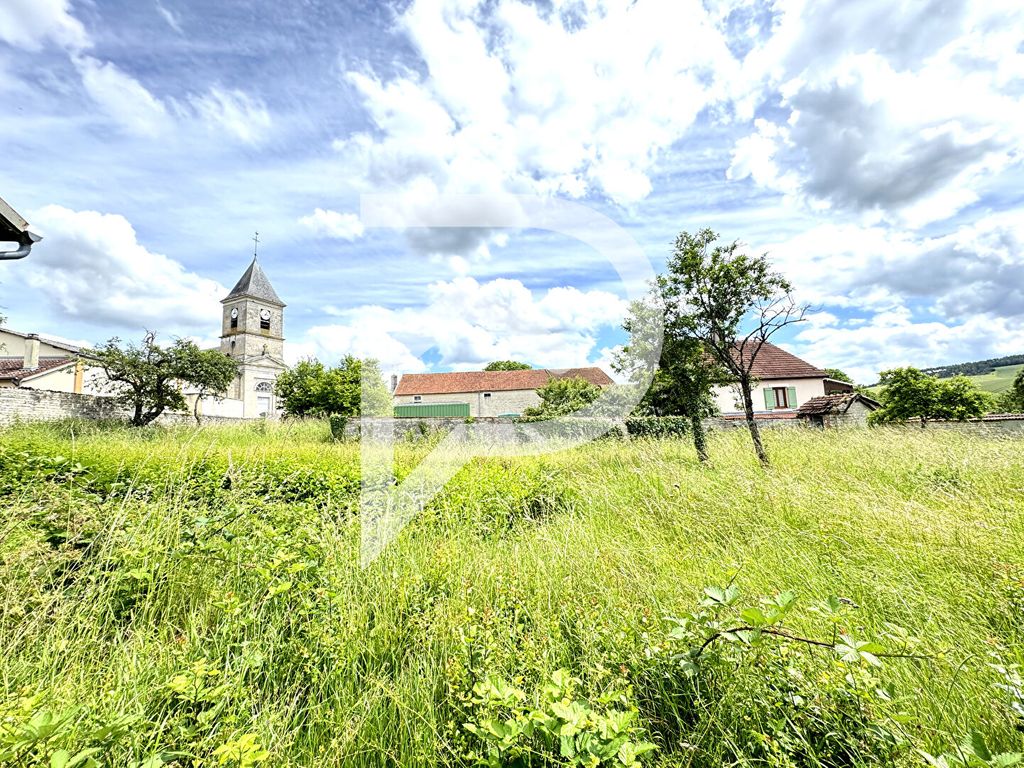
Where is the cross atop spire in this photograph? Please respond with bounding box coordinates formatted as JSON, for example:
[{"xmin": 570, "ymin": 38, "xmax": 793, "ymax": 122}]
[{"xmin": 252, "ymin": 231, "xmax": 260, "ymax": 259}]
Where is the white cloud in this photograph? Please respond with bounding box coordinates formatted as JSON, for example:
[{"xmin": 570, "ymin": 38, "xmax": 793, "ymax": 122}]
[
  {"xmin": 727, "ymin": 2, "xmax": 1024, "ymax": 225},
  {"xmin": 291, "ymin": 276, "xmax": 626, "ymax": 379},
  {"xmin": 188, "ymin": 87, "xmax": 272, "ymax": 144},
  {"xmin": 0, "ymin": 0, "xmax": 89, "ymax": 52},
  {"xmin": 795, "ymin": 314, "xmax": 1024, "ymax": 386},
  {"xmin": 758, "ymin": 210, "xmax": 1024, "ymax": 381},
  {"xmin": 23, "ymin": 205, "xmax": 226, "ymax": 331},
  {"xmin": 155, "ymin": 1, "xmax": 183, "ymax": 34},
  {"xmin": 75, "ymin": 56, "xmax": 171, "ymax": 137},
  {"xmin": 298, "ymin": 208, "xmax": 365, "ymax": 240},
  {"xmin": 760, "ymin": 212, "xmax": 1024, "ymax": 320},
  {"xmin": 336, "ymin": 0, "xmax": 738, "ymax": 240},
  {"xmin": 73, "ymin": 57, "xmax": 271, "ymax": 143}
]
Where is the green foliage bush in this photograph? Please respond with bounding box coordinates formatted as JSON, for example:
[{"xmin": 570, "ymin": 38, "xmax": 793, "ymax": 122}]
[
  {"xmin": 328, "ymin": 413, "xmax": 348, "ymax": 441},
  {"xmin": 623, "ymin": 416, "xmax": 690, "ymax": 438}
]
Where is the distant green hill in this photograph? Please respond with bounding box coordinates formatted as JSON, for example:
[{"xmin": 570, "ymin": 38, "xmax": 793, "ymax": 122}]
[
  {"xmin": 960, "ymin": 363, "xmax": 1023, "ymax": 394},
  {"xmin": 922, "ymin": 354, "xmax": 1024, "ymax": 379},
  {"xmin": 867, "ymin": 355, "xmax": 1022, "ymax": 396}
]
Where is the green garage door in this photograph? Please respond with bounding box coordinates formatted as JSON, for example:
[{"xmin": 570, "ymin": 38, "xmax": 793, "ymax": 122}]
[{"xmin": 394, "ymin": 402, "xmax": 471, "ymax": 418}]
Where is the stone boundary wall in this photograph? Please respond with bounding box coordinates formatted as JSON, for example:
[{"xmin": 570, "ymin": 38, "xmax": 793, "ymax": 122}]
[
  {"xmin": 350, "ymin": 415, "xmax": 792, "ymax": 441},
  {"xmin": 704, "ymin": 416, "xmax": 802, "ymax": 431},
  {"xmin": 350, "ymin": 414, "xmax": 1024, "ymax": 441},
  {"xmin": 887, "ymin": 416, "xmax": 1024, "ymax": 436},
  {"xmin": 345, "ymin": 416, "xmax": 528, "ymax": 440},
  {"xmin": 0, "ymin": 388, "xmax": 245, "ymax": 428}
]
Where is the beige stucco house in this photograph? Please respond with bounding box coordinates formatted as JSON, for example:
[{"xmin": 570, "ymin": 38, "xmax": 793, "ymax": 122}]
[
  {"xmin": 712, "ymin": 342, "xmax": 853, "ymax": 416},
  {"xmin": 393, "ymin": 367, "xmax": 614, "ymax": 417},
  {"xmin": 0, "ymin": 328, "xmax": 106, "ymax": 394}
]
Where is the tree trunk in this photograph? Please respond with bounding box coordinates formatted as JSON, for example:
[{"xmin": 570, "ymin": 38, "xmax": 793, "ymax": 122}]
[
  {"xmin": 740, "ymin": 379, "xmax": 770, "ymax": 467},
  {"xmin": 139, "ymin": 405, "xmax": 165, "ymax": 427},
  {"xmin": 690, "ymin": 411, "xmax": 709, "ymax": 464},
  {"xmin": 193, "ymin": 394, "xmax": 203, "ymax": 425},
  {"xmin": 132, "ymin": 399, "xmax": 145, "ymax": 427}
]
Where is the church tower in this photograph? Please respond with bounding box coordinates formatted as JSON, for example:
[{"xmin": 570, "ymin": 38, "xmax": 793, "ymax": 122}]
[{"xmin": 220, "ymin": 257, "xmax": 287, "ymax": 417}]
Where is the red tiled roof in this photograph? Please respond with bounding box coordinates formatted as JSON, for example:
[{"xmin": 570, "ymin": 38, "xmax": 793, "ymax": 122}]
[
  {"xmin": 394, "ymin": 367, "xmax": 614, "ymax": 396},
  {"xmin": 0, "ymin": 356, "xmax": 77, "ymax": 382},
  {"xmin": 733, "ymin": 341, "xmax": 827, "ymax": 380}
]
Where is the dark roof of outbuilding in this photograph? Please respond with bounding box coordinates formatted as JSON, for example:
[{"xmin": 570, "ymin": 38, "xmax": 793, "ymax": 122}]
[
  {"xmin": 797, "ymin": 393, "xmax": 881, "ymax": 416},
  {"xmin": 223, "ymin": 258, "xmax": 285, "ymax": 306},
  {"xmin": 395, "ymin": 367, "xmax": 614, "ymax": 396}
]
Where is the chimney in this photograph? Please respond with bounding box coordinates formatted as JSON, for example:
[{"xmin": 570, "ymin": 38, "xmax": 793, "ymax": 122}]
[
  {"xmin": 24, "ymin": 333, "xmax": 40, "ymax": 370},
  {"xmin": 390, "ymin": 374, "xmax": 398, "ymax": 393}
]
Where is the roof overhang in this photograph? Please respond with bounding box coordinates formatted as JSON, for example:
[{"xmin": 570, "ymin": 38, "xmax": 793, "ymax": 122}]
[{"xmin": 0, "ymin": 197, "xmax": 42, "ymax": 260}]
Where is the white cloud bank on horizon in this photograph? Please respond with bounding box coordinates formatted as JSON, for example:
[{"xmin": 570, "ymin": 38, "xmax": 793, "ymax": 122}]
[{"xmin": 288, "ymin": 276, "xmax": 628, "ymax": 379}]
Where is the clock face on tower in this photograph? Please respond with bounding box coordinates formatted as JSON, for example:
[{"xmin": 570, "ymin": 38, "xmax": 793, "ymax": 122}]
[
  {"xmin": 230, "ymin": 308, "xmax": 238, "ymax": 319},
  {"xmin": 260, "ymin": 309, "xmax": 271, "ymax": 321}
]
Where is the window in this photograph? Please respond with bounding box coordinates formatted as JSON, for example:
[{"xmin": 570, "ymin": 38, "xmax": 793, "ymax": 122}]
[
  {"xmin": 260, "ymin": 318, "xmax": 271, "ymax": 330},
  {"xmin": 413, "ymin": 395, "xmax": 422, "ymax": 402},
  {"xmin": 773, "ymin": 387, "xmax": 791, "ymax": 409},
  {"xmin": 255, "ymin": 380, "xmax": 273, "ymax": 392},
  {"xmin": 483, "ymin": 392, "xmax": 491, "ymax": 398},
  {"xmin": 230, "ymin": 316, "xmax": 238, "ymax": 329}
]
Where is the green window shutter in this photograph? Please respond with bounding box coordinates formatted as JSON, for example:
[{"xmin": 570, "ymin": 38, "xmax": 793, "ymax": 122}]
[
  {"xmin": 763, "ymin": 388, "xmax": 774, "ymax": 410},
  {"xmin": 786, "ymin": 386, "xmax": 798, "ymax": 409}
]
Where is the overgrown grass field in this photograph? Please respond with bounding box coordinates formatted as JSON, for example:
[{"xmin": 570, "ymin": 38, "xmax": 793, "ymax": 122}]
[{"xmin": 1, "ymin": 421, "xmax": 1022, "ymax": 766}]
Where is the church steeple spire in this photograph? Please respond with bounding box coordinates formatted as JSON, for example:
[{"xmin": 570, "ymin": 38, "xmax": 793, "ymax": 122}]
[{"xmin": 223, "ymin": 256, "xmax": 285, "ymax": 307}]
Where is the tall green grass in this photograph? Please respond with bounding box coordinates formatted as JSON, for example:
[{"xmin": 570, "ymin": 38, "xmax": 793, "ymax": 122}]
[{"xmin": 1, "ymin": 420, "xmax": 1022, "ymax": 766}]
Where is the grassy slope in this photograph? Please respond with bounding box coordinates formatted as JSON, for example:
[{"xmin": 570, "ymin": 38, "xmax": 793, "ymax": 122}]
[
  {"xmin": 964, "ymin": 363, "xmax": 1024, "ymax": 394},
  {"xmin": 1, "ymin": 421, "xmax": 1022, "ymax": 766}
]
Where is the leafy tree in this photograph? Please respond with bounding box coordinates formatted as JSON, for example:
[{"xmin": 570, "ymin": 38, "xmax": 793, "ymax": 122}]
[
  {"xmin": 870, "ymin": 368, "xmax": 989, "ymax": 426},
  {"xmin": 275, "ymin": 356, "xmax": 389, "ymax": 418},
  {"xmin": 661, "ymin": 229, "xmax": 808, "ymax": 466},
  {"xmin": 824, "ymin": 368, "xmax": 853, "ymax": 384},
  {"xmin": 615, "ymin": 291, "xmax": 728, "ymax": 463},
  {"xmin": 522, "ymin": 377, "xmax": 601, "ymax": 418},
  {"xmin": 998, "ymin": 369, "xmax": 1024, "ymax": 413},
  {"xmin": 932, "ymin": 375, "xmax": 992, "ymax": 420},
  {"xmin": 90, "ymin": 333, "xmax": 238, "ymax": 427},
  {"xmin": 175, "ymin": 341, "xmax": 241, "ymax": 424},
  {"xmin": 869, "ymin": 368, "xmax": 938, "ymax": 427},
  {"xmin": 484, "ymin": 360, "xmax": 532, "ymax": 371}
]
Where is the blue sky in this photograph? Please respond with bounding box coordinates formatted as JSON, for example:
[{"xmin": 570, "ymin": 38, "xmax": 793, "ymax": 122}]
[{"xmin": 1, "ymin": 0, "xmax": 1022, "ymax": 383}]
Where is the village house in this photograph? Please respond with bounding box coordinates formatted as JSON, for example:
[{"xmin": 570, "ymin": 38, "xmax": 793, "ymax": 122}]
[
  {"xmin": 712, "ymin": 341, "xmax": 853, "ymax": 418},
  {"xmin": 0, "ymin": 328, "xmax": 104, "ymax": 394},
  {"xmin": 392, "ymin": 367, "xmax": 614, "ymax": 418}
]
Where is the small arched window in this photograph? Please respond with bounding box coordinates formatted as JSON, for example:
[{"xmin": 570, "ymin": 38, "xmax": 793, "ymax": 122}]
[{"xmin": 255, "ymin": 381, "xmax": 273, "ymax": 392}]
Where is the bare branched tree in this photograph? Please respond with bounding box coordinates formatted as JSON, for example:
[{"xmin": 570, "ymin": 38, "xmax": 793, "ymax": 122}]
[{"xmin": 662, "ymin": 229, "xmax": 808, "ymax": 466}]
